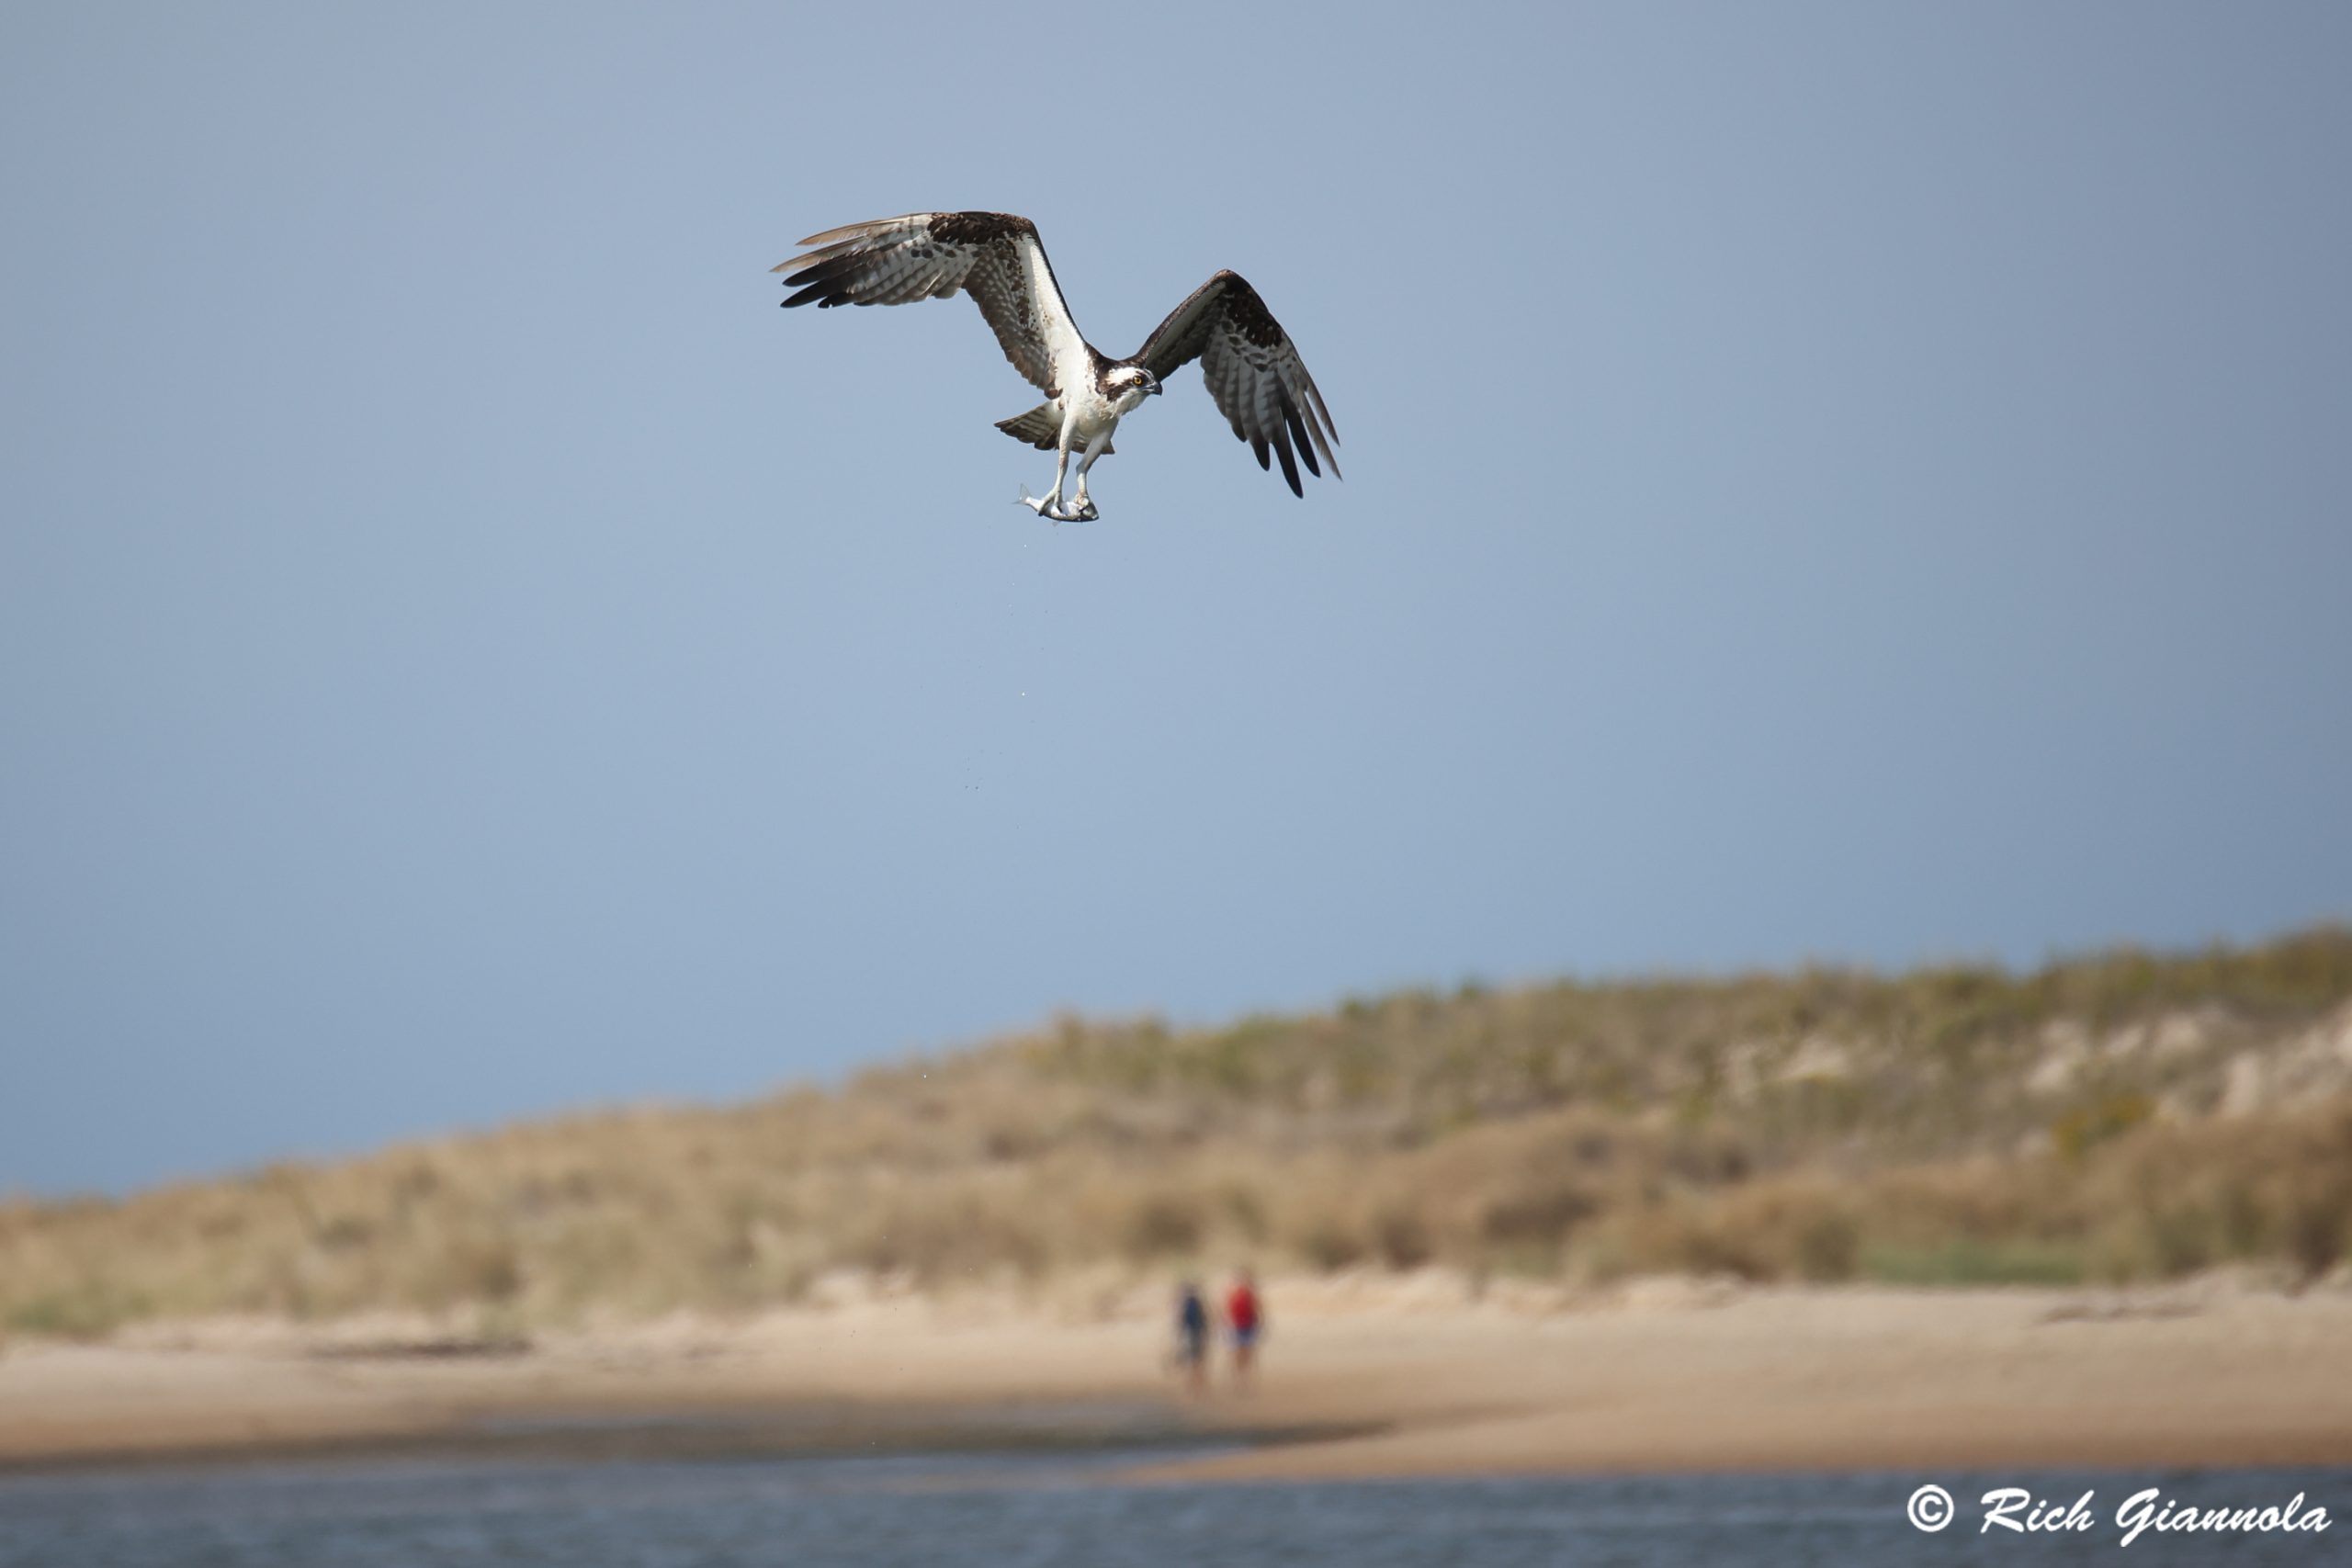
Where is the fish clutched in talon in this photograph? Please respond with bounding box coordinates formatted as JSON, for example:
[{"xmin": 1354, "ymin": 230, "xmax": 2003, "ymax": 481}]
[
  {"xmin": 775, "ymin": 211, "xmax": 1338, "ymax": 522},
  {"xmin": 1016, "ymin": 486, "xmax": 1098, "ymax": 524}
]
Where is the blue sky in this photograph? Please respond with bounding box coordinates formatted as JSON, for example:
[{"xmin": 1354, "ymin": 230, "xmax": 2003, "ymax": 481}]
[{"xmin": 4, "ymin": 3, "xmax": 2347, "ymax": 1194}]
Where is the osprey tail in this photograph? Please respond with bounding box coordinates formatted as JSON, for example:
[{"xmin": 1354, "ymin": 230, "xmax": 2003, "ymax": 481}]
[{"xmin": 994, "ymin": 402, "xmax": 1110, "ymax": 454}]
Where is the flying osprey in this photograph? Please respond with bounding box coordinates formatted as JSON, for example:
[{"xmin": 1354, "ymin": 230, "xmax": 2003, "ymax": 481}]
[{"xmin": 775, "ymin": 212, "xmax": 1338, "ymax": 522}]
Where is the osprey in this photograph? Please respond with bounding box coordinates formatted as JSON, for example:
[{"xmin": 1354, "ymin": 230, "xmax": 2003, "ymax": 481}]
[{"xmin": 775, "ymin": 212, "xmax": 1338, "ymax": 521}]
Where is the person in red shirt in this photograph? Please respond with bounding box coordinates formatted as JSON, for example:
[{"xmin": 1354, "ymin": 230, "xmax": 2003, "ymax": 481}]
[{"xmin": 1225, "ymin": 1268, "xmax": 1263, "ymax": 1385}]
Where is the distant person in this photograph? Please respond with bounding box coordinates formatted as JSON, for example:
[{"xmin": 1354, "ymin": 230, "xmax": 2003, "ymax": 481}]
[
  {"xmin": 1226, "ymin": 1269, "xmax": 1263, "ymax": 1386},
  {"xmin": 1172, "ymin": 1280, "xmax": 1210, "ymax": 1393}
]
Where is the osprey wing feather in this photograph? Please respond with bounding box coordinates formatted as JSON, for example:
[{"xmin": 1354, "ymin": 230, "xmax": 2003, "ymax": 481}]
[
  {"xmin": 1135, "ymin": 271, "xmax": 1340, "ymax": 498},
  {"xmin": 775, "ymin": 212, "xmax": 1091, "ymax": 400}
]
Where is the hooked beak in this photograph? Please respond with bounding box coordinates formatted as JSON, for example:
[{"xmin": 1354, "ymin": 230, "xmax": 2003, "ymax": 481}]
[{"xmin": 1148, "ymin": 380, "xmax": 1163, "ymax": 395}]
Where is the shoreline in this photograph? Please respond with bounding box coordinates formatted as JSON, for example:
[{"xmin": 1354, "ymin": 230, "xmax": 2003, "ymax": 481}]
[
  {"xmin": 6, "ymin": 1275, "xmax": 2352, "ymax": 1482},
  {"xmin": 0, "ymin": 1395, "xmax": 1367, "ymax": 1481}
]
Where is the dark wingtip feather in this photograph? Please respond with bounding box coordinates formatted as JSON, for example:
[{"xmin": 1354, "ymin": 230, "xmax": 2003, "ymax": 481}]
[
  {"xmin": 778, "ymin": 254, "xmax": 864, "ymax": 308},
  {"xmin": 1272, "ymin": 422, "xmax": 1302, "ymax": 497},
  {"xmin": 1250, "ymin": 434, "xmax": 1271, "ymax": 471},
  {"xmin": 1308, "ymin": 381, "xmax": 1340, "ymax": 446},
  {"xmin": 1282, "ymin": 393, "xmax": 1319, "ymax": 479}
]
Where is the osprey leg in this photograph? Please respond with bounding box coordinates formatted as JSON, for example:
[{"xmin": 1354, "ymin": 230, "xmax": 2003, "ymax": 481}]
[
  {"xmin": 1069, "ymin": 429, "xmax": 1112, "ymax": 521},
  {"xmin": 1063, "ymin": 434, "xmax": 1105, "ymax": 522},
  {"xmin": 1016, "ymin": 408, "xmax": 1085, "ymax": 521},
  {"xmin": 1047, "ymin": 412, "xmax": 1077, "ymax": 518}
]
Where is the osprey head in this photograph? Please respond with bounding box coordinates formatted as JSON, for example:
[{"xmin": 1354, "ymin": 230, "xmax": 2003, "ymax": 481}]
[{"xmin": 1103, "ymin": 362, "xmax": 1163, "ymax": 411}]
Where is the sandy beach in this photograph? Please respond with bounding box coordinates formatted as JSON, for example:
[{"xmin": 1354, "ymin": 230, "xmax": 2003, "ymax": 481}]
[{"xmin": 6, "ymin": 1270, "xmax": 2351, "ymax": 1481}]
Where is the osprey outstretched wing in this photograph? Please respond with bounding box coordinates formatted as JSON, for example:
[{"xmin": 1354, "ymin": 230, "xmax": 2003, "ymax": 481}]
[
  {"xmin": 777, "ymin": 211, "xmax": 1338, "ymax": 521},
  {"xmin": 1136, "ymin": 271, "xmax": 1340, "ymax": 499},
  {"xmin": 777, "ymin": 212, "xmax": 1091, "ymax": 400}
]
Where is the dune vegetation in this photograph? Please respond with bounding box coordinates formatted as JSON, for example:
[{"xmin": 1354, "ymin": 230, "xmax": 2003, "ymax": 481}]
[{"xmin": 6, "ymin": 928, "xmax": 2352, "ymax": 1338}]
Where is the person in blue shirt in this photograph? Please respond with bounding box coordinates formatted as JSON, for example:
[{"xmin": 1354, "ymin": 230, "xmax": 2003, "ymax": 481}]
[{"xmin": 1172, "ymin": 1280, "xmax": 1210, "ymax": 1394}]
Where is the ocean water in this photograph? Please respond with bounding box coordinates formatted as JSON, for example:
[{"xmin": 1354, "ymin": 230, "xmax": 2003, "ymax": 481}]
[{"xmin": 0, "ymin": 1454, "xmax": 2338, "ymax": 1567}]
